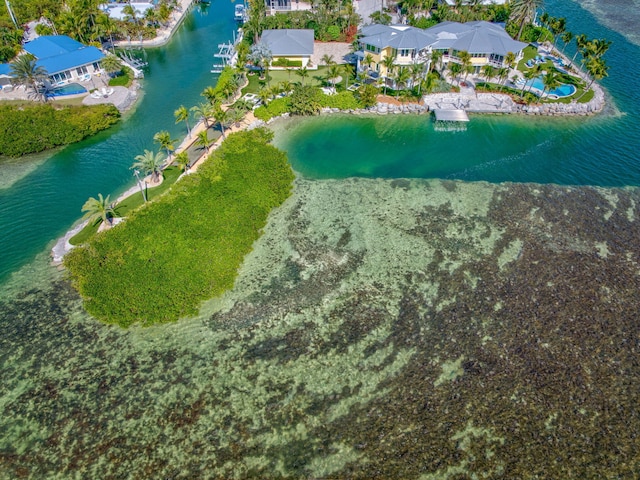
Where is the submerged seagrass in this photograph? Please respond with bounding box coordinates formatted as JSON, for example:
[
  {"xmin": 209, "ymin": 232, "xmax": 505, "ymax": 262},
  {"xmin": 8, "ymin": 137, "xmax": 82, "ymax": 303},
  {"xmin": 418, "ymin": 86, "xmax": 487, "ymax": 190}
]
[
  {"xmin": 3, "ymin": 178, "xmax": 640, "ymax": 477},
  {"xmin": 63, "ymin": 129, "xmax": 294, "ymax": 326}
]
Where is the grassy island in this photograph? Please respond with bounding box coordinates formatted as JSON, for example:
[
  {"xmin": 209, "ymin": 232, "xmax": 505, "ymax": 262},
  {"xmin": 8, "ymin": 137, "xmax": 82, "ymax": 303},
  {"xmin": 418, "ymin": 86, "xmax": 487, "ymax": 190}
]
[
  {"xmin": 0, "ymin": 103, "xmax": 120, "ymax": 157},
  {"xmin": 65, "ymin": 129, "xmax": 295, "ymax": 327}
]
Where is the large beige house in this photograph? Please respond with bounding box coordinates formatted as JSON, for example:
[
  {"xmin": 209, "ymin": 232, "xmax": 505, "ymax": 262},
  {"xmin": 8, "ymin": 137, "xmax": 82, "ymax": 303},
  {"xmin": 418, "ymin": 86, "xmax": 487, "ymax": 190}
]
[{"xmin": 358, "ymin": 21, "xmax": 527, "ymax": 84}]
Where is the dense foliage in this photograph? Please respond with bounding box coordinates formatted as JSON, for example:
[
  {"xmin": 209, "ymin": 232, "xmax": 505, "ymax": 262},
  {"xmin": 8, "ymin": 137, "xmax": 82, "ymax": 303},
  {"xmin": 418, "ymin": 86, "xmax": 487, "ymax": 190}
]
[
  {"xmin": 0, "ymin": 0, "xmax": 177, "ymax": 62},
  {"xmin": 0, "ymin": 104, "xmax": 120, "ymax": 157},
  {"xmin": 253, "ymin": 96, "xmax": 290, "ymax": 121},
  {"xmin": 64, "ymin": 129, "xmax": 295, "ymax": 327}
]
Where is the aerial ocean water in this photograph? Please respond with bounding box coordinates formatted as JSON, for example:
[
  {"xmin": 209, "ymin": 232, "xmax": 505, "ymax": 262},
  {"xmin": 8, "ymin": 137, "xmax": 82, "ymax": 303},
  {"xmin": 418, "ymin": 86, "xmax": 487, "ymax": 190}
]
[{"xmin": 1, "ymin": 0, "xmax": 640, "ymax": 477}]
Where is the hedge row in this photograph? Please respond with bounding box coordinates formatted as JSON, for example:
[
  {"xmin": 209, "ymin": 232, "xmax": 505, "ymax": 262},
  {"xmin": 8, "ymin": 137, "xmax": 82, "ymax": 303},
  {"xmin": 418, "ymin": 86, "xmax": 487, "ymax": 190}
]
[
  {"xmin": 64, "ymin": 129, "xmax": 295, "ymax": 327},
  {"xmin": 0, "ymin": 103, "xmax": 120, "ymax": 157}
]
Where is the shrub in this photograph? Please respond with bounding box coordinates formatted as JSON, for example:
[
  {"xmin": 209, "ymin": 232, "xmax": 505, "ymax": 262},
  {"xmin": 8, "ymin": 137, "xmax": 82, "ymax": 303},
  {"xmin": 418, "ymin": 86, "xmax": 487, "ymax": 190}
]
[
  {"xmin": 356, "ymin": 84, "xmax": 379, "ymax": 108},
  {"xmin": 0, "ymin": 104, "xmax": 120, "ymax": 157},
  {"xmin": 289, "ymin": 85, "xmax": 322, "ymax": 115},
  {"xmin": 273, "ymin": 58, "xmax": 303, "ymax": 68},
  {"xmin": 327, "ymin": 25, "xmax": 340, "ymax": 40},
  {"xmin": 253, "ymin": 97, "xmax": 291, "ymax": 121},
  {"xmin": 319, "ymin": 91, "xmax": 360, "ymax": 110},
  {"xmin": 64, "ymin": 129, "xmax": 295, "ymax": 327}
]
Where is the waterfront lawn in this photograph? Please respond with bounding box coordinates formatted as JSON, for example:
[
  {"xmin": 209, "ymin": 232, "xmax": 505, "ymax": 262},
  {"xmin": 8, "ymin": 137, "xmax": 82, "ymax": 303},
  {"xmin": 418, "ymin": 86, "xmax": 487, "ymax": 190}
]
[
  {"xmin": 108, "ymin": 67, "xmax": 134, "ymax": 87},
  {"xmin": 69, "ymin": 166, "xmax": 182, "ymax": 246},
  {"xmin": 517, "ymin": 45, "xmax": 539, "ymax": 72},
  {"xmin": 242, "ymin": 66, "xmax": 332, "ymax": 94},
  {"xmin": 65, "ymin": 129, "xmax": 294, "ymax": 327}
]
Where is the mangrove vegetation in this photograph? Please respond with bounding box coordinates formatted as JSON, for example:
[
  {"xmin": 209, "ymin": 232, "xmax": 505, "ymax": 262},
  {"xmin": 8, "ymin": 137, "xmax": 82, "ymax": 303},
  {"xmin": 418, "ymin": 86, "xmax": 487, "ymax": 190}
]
[{"xmin": 64, "ymin": 129, "xmax": 295, "ymax": 327}]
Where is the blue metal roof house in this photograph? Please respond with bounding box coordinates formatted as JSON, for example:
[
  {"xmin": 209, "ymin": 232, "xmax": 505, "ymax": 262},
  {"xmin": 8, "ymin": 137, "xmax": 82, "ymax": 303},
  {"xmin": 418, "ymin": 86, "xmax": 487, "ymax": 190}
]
[{"xmin": 23, "ymin": 35, "xmax": 105, "ymax": 84}]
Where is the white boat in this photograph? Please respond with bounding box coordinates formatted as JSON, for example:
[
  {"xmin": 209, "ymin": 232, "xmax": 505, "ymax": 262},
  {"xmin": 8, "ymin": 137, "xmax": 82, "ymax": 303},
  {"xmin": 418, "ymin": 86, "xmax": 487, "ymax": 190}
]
[{"xmin": 234, "ymin": 4, "xmax": 246, "ymax": 22}]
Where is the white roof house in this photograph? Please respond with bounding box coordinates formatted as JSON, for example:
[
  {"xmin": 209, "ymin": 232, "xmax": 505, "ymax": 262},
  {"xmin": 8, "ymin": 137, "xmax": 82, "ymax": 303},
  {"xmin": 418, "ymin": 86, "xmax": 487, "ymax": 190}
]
[{"xmin": 261, "ymin": 29, "xmax": 314, "ymax": 68}]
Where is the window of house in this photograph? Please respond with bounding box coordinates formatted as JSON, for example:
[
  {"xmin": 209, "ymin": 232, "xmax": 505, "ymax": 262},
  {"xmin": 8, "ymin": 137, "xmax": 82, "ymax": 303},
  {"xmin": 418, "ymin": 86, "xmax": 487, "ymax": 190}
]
[{"xmin": 399, "ymin": 49, "xmax": 411, "ymax": 57}]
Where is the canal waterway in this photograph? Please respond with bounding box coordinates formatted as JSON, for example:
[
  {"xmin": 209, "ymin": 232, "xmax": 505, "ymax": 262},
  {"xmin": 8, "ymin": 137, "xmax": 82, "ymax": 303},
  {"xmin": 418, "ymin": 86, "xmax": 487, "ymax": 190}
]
[{"xmin": 0, "ymin": 1, "xmax": 236, "ymax": 283}]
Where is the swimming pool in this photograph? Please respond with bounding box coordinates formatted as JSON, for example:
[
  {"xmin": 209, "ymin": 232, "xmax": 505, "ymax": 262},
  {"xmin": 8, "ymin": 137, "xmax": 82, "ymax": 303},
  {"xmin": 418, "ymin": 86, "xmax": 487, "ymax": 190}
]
[
  {"xmin": 526, "ymin": 76, "xmax": 576, "ymax": 98},
  {"xmin": 48, "ymin": 83, "xmax": 88, "ymax": 97}
]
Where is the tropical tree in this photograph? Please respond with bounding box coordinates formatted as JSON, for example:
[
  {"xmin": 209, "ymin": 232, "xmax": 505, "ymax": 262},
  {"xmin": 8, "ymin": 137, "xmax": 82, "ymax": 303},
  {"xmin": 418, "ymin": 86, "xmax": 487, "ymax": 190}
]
[
  {"xmin": 571, "ymin": 33, "xmax": 588, "ymax": 67},
  {"xmin": 510, "ymin": 0, "xmax": 543, "ymax": 40},
  {"xmin": 549, "ymin": 16, "xmax": 566, "ymax": 48},
  {"xmin": 394, "ymin": 67, "xmax": 411, "ymax": 97},
  {"xmin": 343, "ymin": 64, "xmax": 353, "ymax": 89},
  {"xmin": 82, "ymin": 193, "xmax": 116, "ymax": 226},
  {"xmin": 101, "ymin": 54, "xmax": 123, "ymax": 77},
  {"xmin": 191, "ymin": 103, "xmax": 213, "ymax": 129},
  {"xmin": 131, "ymin": 149, "xmax": 166, "ymax": 183},
  {"xmin": 195, "ymin": 129, "xmax": 213, "ymax": 152},
  {"xmin": 296, "ymin": 66, "xmax": 309, "ymax": 85},
  {"xmin": 504, "ymin": 51, "xmax": 516, "ymax": 70},
  {"xmin": 327, "ymin": 63, "xmax": 341, "ymax": 89},
  {"xmin": 521, "ymin": 64, "xmax": 541, "ymax": 96},
  {"xmin": 541, "ymin": 70, "xmax": 560, "ymax": 97},
  {"xmin": 213, "ymin": 104, "xmax": 228, "ymax": 139},
  {"xmin": 497, "ymin": 67, "xmax": 509, "ymax": 90},
  {"xmin": 410, "ymin": 63, "xmax": 425, "ymax": 93},
  {"xmin": 174, "ymin": 151, "xmax": 190, "ymax": 173},
  {"xmin": 381, "ymin": 55, "xmax": 396, "ymax": 95},
  {"xmin": 577, "ymin": 56, "xmax": 609, "ymax": 100},
  {"xmin": 430, "ymin": 49, "xmax": 443, "ymax": 73},
  {"xmin": 482, "ymin": 64, "xmax": 495, "ymax": 81},
  {"xmin": 364, "ymin": 53, "xmax": 374, "ymax": 73},
  {"xmin": 321, "ymin": 54, "xmax": 335, "ymax": 66},
  {"xmin": 174, "ymin": 105, "xmax": 191, "ymax": 138},
  {"xmin": 201, "ymin": 85, "xmax": 219, "ymax": 104},
  {"xmin": 9, "ymin": 54, "xmax": 48, "ymax": 101},
  {"xmin": 249, "ymin": 42, "xmax": 273, "ymax": 83},
  {"xmin": 448, "ymin": 62, "xmax": 462, "ymax": 86},
  {"xmin": 560, "ymin": 31, "xmax": 573, "ymax": 54},
  {"xmin": 153, "ymin": 130, "xmax": 176, "ymax": 160},
  {"xmin": 457, "ymin": 50, "xmax": 472, "ymax": 81}
]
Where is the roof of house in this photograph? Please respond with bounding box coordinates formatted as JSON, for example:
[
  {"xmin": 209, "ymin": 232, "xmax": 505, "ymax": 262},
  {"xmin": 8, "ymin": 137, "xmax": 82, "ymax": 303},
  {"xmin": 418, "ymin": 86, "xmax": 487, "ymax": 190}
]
[
  {"xmin": 261, "ymin": 29, "xmax": 314, "ymax": 56},
  {"xmin": 23, "ymin": 35, "xmax": 105, "ymax": 75},
  {"xmin": 359, "ymin": 25, "xmax": 436, "ymax": 51},
  {"xmin": 359, "ymin": 21, "xmax": 527, "ymax": 57},
  {"xmin": 0, "ymin": 63, "xmax": 11, "ymax": 76},
  {"xmin": 427, "ymin": 21, "xmax": 527, "ymax": 56}
]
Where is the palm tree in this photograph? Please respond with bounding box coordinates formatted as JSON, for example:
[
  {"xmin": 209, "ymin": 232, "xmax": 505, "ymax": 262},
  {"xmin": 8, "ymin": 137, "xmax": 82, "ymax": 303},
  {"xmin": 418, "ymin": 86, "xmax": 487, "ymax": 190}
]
[
  {"xmin": 196, "ymin": 129, "xmax": 213, "ymax": 152},
  {"xmin": 327, "ymin": 64, "xmax": 341, "ymax": 89},
  {"xmin": 321, "ymin": 54, "xmax": 335, "ymax": 66},
  {"xmin": 510, "ymin": 0, "xmax": 543, "ymax": 40},
  {"xmin": 394, "ymin": 67, "xmax": 411, "ymax": 98},
  {"xmin": 82, "ymin": 193, "xmax": 116, "ymax": 226},
  {"xmin": 153, "ymin": 130, "xmax": 176, "ymax": 161},
  {"xmin": 457, "ymin": 50, "xmax": 472, "ymax": 81},
  {"xmin": 504, "ymin": 51, "xmax": 516, "ymax": 71},
  {"xmin": 571, "ymin": 33, "xmax": 588, "ymax": 67},
  {"xmin": 201, "ymin": 85, "xmax": 218, "ymax": 104},
  {"xmin": 258, "ymin": 87, "xmax": 272, "ymax": 105},
  {"xmin": 174, "ymin": 105, "xmax": 191, "ymax": 138},
  {"xmin": 521, "ymin": 64, "xmax": 541, "ymax": 96},
  {"xmin": 430, "ymin": 49, "xmax": 443, "ymax": 73},
  {"xmin": 343, "ymin": 64, "xmax": 353, "ymax": 89},
  {"xmin": 9, "ymin": 54, "xmax": 48, "ymax": 102},
  {"xmin": 213, "ymin": 104, "xmax": 228, "ymax": 139},
  {"xmin": 249, "ymin": 42, "xmax": 273, "ymax": 84},
  {"xmin": 448, "ymin": 62, "xmax": 462, "ymax": 86},
  {"xmin": 363, "ymin": 53, "xmax": 374, "ymax": 73},
  {"xmin": 131, "ymin": 149, "xmax": 166, "ymax": 183},
  {"xmin": 410, "ymin": 63, "xmax": 425, "ymax": 93},
  {"xmin": 497, "ymin": 67, "xmax": 509, "ymax": 91},
  {"xmin": 560, "ymin": 31, "xmax": 573, "ymax": 55},
  {"xmin": 174, "ymin": 151, "xmax": 190, "ymax": 173},
  {"xmin": 577, "ymin": 57, "xmax": 609, "ymax": 101},
  {"xmin": 296, "ymin": 66, "xmax": 309, "ymax": 85},
  {"xmin": 191, "ymin": 103, "xmax": 213, "ymax": 129},
  {"xmin": 381, "ymin": 55, "xmax": 396, "ymax": 95},
  {"xmin": 481, "ymin": 65, "xmax": 495, "ymax": 82},
  {"xmin": 541, "ymin": 70, "xmax": 560, "ymax": 97},
  {"xmin": 100, "ymin": 53, "xmax": 123, "ymax": 77}
]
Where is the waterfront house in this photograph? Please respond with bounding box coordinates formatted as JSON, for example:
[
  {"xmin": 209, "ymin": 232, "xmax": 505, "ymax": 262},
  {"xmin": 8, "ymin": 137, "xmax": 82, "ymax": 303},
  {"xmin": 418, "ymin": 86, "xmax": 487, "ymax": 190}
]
[
  {"xmin": 261, "ymin": 29, "xmax": 314, "ymax": 69},
  {"xmin": 22, "ymin": 35, "xmax": 105, "ymax": 85},
  {"xmin": 357, "ymin": 21, "xmax": 526, "ymax": 86}
]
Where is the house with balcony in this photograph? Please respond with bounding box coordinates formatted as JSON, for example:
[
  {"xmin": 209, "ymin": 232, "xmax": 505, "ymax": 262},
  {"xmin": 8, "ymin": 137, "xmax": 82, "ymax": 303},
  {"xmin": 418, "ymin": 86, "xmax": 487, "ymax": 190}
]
[
  {"xmin": 426, "ymin": 21, "xmax": 527, "ymax": 72},
  {"xmin": 22, "ymin": 35, "xmax": 105, "ymax": 85},
  {"xmin": 357, "ymin": 21, "xmax": 527, "ymax": 87},
  {"xmin": 357, "ymin": 24, "xmax": 436, "ymax": 86}
]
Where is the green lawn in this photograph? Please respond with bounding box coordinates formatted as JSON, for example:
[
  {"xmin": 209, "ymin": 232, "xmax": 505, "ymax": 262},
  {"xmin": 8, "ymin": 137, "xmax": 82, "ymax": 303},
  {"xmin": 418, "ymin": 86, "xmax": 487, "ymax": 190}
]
[
  {"xmin": 242, "ymin": 65, "xmax": 339, "ymax": 94},
  {"xmin": 69, "ymin": 166, "xmax": 182, "ymax": 245}
]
